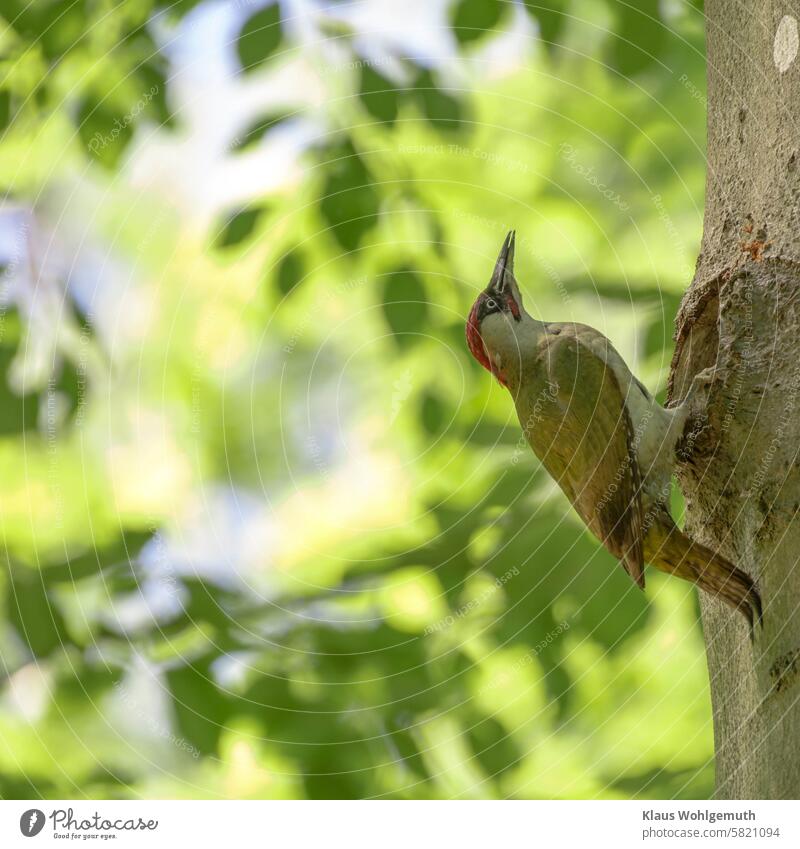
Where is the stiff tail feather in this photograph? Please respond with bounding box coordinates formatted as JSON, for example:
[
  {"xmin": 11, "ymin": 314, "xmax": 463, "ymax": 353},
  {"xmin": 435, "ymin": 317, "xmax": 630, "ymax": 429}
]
[{"xmin": 646, "ymin": 518, "xmax": 762, "ymax": 630}]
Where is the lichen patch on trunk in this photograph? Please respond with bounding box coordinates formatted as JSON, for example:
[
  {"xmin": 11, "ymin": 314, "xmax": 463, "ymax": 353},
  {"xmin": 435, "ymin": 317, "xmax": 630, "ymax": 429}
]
[{"xmin": 774, "ymin": 15, "xmax": 799, "ymax": 73}]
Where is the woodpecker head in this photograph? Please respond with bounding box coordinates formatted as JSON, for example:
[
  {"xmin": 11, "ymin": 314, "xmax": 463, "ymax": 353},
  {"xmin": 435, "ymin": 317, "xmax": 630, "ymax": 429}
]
[{"xmin": 465, "ymin": 230, "xmax": 525, "ymax": 387}]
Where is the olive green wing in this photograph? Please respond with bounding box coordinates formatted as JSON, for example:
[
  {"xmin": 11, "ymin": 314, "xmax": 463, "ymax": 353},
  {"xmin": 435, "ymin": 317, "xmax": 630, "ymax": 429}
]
[{"xmin": 536, "ymin": 332, "xmax": 645, "ymax": 588}]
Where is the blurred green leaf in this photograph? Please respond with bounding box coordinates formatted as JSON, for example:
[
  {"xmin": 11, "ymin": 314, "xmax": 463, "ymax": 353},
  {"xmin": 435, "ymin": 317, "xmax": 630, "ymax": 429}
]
[
  {"xmin": 419, "ymin": 389, "xmax": 447, "ymax": 435},
  {"xmin": 523, "ymin": 1, "xmax": 568, "ymax": 50},
  {"xmin": 136, "ymin": 61, "xmax": 176, "ymax": 130},
  {"xmin": 275, "ymin": 248, "xmax": 305, "ymax": 296},
  {"xmin": 214, "ymin": 205, "xmax": 269, "ymax": 249},
  {"xmin": 6, "ymin": 565, "xmax": 68, "ymax": 657},
  {"xmin": 153, "ymin": 0, "xmax": 204, "ymax": 19},
  {"xmin": 412, "ymin": 70, "xmax": 465, "ymax": 132},
  {"xmin": 358, "ymin": 65, "xmax": 399, "ymax": 125},
  {"xmin": 153, "ymin": 0, "xmax": 204, "ymax": 20},
  {"xmin": 232, "ymin": 111, "xmax": 291, "ymax": 152},
  {"xmin": 610, "ymin": 762, "xmax": 714, "ymax": 799},
  {"xmin": 0, "ymin": 310, "xmax": 38, "ymax": 434},
  {"xmin": 40, "ymin": 530, "xmax": 152, "ymax": 585},
  {"xmin": 237, "ymin": 4, "xmax": 283, "ymax": 74},
  {"xmin": 466, "ymin": 711, "xmax": 521, "ymax": 779},
  {"xmin": 167, "ymin": 660, "xmax": 230, "ymax": 754},
  {"xmin": 3, "ymin": 0, "xmax": 88, "ymax": 61},
  {"xmin": 319, "ymin": 143, "xmax": 380, "ymax": 250},
  {"xmin": 381, "ymin": 268, "xmax": 429, "ymax": 346},
  {"xmin": 77, "ymin": 96, "xmax": 135, "ymax": 169},
  {"xmin": 451, "ymin": 0, "xmax": 505, "ymax": 45},
  {"xmin": 608, "ymin": 0, "xmax": 666, "ymax": 76},
  {"xmin": 0, "ymin": 91, "xmax": 11, "ymax": 133}
]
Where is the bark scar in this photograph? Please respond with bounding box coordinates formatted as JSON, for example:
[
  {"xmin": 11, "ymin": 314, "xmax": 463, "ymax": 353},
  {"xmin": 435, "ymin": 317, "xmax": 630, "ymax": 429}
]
[
  {"xmin": 672, "ymin": 273, "xmax": 724, "ymax": 350},
  {"xmin": 666, "ymin": 273, "xmax": 726, "ymax": 405},
  {"xmin": 739, "ymin": 239, "xmax": 772, "ymax": 261}
]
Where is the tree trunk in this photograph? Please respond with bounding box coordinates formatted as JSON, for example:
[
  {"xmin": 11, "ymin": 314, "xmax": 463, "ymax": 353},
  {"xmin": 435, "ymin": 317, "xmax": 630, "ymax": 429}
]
[{"xmin": 667, "ymin": 0, "xmax": 800, "ymax": 799}]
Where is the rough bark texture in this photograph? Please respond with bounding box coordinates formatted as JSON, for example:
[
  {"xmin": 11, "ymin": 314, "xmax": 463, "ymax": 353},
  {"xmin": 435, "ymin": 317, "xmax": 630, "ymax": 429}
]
[{"xmin": 667, "ymin": 0, "xmax": 800, "ymax": 799}]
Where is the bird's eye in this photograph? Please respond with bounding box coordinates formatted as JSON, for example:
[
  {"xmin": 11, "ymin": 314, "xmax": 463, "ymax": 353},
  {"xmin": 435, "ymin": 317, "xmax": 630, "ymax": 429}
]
[{"xmin": 485, "ymin": 298, "xmax": 498, "ymax": 311}]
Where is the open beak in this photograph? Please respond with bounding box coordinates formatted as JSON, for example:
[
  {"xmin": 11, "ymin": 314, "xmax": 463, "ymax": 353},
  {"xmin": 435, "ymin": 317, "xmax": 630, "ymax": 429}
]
[{"xmin": 487, "ymin": 230, "xmax": 515, "ymax": 296}]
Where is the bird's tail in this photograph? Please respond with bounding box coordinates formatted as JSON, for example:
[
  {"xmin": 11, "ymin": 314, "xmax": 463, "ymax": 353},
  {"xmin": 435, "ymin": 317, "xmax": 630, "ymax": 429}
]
[{"xmin": 646, "ymin": 517, "xmax": 762, "ymax": 630}]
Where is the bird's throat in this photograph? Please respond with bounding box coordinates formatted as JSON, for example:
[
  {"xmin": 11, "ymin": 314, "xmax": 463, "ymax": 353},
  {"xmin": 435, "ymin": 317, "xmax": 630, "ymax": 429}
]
[{"xmin": 466, "ymin": 309, "xmax": 508, "ymax": 386}]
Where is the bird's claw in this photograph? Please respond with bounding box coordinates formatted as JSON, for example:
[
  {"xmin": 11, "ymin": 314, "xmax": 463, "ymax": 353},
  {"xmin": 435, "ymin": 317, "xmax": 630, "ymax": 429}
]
[
  {"xmin": 680, "ymin": 366, "xmax": 717, "ymax": 407},
  {"xmin": 693, "ymin": 366, "xmax": 716, "ymax": 388}
]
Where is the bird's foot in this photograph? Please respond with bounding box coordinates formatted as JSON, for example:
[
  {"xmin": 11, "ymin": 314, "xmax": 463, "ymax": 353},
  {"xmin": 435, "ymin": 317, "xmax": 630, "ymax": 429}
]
[
  {"xmin": 693, "ymin": 366, "xmax": 716, "ymax": 388},
  {"xmin": 680, "ymin": 366, "xmax": 716, "ymax": 407},
  {"xmin": 672, "ymin": 368, "xmax": 716, "ymax": 461}
]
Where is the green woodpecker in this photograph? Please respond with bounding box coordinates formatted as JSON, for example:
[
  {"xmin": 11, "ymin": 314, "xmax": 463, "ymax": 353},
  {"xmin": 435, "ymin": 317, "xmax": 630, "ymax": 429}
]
[{"xmin": 466, "ymin": 231, "xmax": 761, "ymax": 628}]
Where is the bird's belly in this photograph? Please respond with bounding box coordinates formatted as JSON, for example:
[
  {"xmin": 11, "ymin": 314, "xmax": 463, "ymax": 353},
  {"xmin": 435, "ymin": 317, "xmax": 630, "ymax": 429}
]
[{"xmin": 514, "ymin": 388, "xmax": 591, "ymax": 508}]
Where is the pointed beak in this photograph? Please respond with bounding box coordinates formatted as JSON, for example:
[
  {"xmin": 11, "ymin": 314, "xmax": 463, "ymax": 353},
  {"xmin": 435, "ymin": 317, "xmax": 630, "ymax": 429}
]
[{"xmin": 487, "ymin": 230, "xmax": 515, "ymax": 296}]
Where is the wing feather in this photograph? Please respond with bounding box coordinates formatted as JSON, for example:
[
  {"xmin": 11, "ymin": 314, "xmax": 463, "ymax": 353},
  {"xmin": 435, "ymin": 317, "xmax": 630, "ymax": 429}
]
[{"xmin": 523, "ymin": 332, "xmax": 645, "ymax": 588}]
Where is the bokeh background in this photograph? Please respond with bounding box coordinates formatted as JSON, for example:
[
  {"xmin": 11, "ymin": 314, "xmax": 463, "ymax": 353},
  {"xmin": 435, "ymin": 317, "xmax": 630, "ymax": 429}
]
[{"xmin": 0, "ymin": 0, "xmax": 712, "ymax": 799}]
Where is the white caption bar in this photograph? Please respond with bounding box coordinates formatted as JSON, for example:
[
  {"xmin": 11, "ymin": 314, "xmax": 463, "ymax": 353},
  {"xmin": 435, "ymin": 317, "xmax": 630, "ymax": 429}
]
[{"xmin": 1, "ymin": 800, "xmax": 797, "ymax": 848}]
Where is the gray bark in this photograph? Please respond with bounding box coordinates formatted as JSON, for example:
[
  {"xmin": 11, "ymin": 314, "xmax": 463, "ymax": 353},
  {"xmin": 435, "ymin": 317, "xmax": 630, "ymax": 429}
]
[{"xmin": 668, "ymin": 0, "xmax": 800, "ymax": 799}]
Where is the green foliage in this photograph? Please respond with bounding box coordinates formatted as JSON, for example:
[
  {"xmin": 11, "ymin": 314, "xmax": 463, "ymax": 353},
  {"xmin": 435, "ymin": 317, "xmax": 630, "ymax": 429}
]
[
  {"xmin": 0, "ymin": 0, "xmax": 713, "ymax": 801},
  {"xmin": 0, "ymin": 0, "xmax": 177, "ymax": 169}
]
